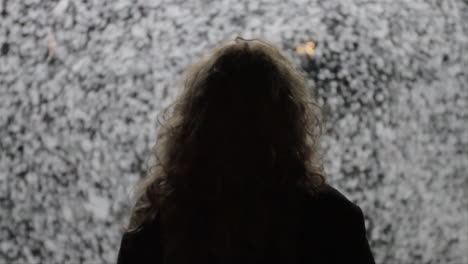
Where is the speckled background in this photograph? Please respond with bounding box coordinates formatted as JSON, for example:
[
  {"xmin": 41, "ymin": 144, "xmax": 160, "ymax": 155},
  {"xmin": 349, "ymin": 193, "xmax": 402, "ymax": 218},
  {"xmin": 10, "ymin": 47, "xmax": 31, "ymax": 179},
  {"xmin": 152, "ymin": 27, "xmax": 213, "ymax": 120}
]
[{"xmin": 1, "ymin": 0, "xmax": 467, "ymax": 263}]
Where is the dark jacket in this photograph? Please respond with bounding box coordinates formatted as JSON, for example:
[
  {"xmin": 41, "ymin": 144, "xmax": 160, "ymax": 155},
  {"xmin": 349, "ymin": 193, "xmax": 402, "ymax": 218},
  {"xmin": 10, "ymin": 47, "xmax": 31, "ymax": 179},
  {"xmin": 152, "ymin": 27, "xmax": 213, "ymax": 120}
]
[{"xmin": 116, "ymin": 184, "xmax": 376, "ymax": 264}]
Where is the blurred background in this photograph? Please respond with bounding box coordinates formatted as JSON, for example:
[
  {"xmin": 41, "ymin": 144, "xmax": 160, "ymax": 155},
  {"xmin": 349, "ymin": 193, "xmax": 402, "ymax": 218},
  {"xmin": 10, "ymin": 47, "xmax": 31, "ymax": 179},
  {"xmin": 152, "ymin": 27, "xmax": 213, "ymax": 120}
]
[{"xmin": 1, "ymin": 0, "xmax": 467, "ymax": 263}]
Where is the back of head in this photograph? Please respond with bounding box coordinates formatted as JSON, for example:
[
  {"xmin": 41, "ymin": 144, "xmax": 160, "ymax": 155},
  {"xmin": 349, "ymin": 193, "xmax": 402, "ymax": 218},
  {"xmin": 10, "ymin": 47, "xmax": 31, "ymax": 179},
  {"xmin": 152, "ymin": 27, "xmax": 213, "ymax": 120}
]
[{"xmin": 127, "ymin": 36, "xmax": 327, "ymax": 262}]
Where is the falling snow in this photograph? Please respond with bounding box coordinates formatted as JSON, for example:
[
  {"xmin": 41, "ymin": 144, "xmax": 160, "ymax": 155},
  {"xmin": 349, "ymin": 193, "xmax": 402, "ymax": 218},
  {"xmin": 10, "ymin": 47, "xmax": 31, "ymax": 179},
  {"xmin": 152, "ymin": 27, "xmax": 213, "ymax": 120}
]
[{"xmin": 0, "ymin": 0, "xmax": 467, "ymax": 263}]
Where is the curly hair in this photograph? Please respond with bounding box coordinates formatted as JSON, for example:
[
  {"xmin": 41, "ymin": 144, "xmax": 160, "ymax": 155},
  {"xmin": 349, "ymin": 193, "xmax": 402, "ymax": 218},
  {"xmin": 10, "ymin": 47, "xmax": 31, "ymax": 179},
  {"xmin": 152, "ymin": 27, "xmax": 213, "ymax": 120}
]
[{"xmin": 125, "ymin": 36, "xmax": 327, "ymax": 262}]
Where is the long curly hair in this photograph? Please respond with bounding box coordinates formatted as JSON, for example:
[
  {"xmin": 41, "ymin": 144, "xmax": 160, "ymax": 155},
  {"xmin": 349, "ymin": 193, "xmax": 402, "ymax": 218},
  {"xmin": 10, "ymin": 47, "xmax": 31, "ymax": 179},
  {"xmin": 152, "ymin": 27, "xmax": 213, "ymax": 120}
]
[{"xmin": 125, "ymin": 36, "xmax": 327, "ymax": 262}]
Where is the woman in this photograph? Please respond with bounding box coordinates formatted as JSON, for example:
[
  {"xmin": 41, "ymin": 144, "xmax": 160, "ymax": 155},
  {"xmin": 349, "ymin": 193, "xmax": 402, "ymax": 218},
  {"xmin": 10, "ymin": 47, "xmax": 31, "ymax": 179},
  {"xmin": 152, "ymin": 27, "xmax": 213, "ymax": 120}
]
[{"xmin": 116, "ymin": 36, "xmax": 376, "ymax": 264}]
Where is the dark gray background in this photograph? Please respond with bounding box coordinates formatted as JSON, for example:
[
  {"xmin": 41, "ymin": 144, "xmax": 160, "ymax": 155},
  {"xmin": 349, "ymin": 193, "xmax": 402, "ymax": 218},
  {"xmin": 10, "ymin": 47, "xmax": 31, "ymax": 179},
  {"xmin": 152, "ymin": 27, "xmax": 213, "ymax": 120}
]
[{"xmin": 1, "ymin": 0, "xmax": 467, "ymax": 263}]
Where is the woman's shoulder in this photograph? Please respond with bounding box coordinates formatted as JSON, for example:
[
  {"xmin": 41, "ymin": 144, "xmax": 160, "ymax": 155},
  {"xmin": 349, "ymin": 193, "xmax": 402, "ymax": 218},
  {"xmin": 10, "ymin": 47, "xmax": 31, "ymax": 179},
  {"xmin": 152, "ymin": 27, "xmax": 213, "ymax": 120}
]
[
  {"xmin": 302, "ymin": 183, "xmax": 362, "ymax": 217},
  {"xmin": 117, "ymin": 208, "xmax": 163, "ymax": 264},
  {"xmin": 300, "ymin": 184, "xmax": 376, "ymax": 263}
]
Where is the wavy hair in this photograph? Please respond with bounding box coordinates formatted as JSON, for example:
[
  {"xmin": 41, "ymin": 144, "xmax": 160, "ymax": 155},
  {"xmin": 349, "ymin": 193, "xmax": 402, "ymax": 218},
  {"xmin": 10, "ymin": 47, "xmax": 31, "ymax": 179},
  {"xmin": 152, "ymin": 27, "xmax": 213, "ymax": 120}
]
[{"xmin": 125, "ymin": 36, "xmax": 327, "ymax": 261}]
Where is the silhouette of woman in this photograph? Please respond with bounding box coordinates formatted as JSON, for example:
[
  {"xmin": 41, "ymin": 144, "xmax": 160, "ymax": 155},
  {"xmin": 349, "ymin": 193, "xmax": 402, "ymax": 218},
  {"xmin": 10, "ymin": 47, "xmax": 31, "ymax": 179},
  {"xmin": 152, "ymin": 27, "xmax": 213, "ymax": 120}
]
[{"xmin": 116, "ymin": 36, "xmax": 376, "ymax": 264}]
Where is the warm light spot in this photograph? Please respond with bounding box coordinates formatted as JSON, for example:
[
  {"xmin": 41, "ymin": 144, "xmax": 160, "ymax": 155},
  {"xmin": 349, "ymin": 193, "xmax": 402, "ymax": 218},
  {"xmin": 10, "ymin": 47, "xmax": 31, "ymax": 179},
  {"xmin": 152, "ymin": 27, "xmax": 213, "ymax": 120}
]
[
  {"xmin": 295, "ymin": 41, "xmax": 316, "ymax": 56},
  {"xmin": 306, "ymin": 41, "xmax": 316, "ymax": 48},
  {"xmin": 305, "ymin": 44, "xmax": 314, "ymax": 56},
  {"xmin": 296, "ymin": 46, "xmax": 305, "ymax": 54}
]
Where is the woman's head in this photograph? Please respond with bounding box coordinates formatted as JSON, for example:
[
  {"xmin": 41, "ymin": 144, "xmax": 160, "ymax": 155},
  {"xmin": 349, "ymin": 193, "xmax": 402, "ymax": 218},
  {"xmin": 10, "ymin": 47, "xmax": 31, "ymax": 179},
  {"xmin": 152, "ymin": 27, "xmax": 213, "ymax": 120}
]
[{"xmin": 126, "ymin": 36, "xmax": 327, "ymax": 233}]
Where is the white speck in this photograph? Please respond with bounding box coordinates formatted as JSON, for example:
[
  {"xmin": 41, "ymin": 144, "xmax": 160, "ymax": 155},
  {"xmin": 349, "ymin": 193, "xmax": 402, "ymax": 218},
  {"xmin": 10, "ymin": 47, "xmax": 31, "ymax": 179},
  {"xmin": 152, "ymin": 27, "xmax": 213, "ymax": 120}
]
[
  {"xmin": 62, "ymin": 206, "xmax": 73, "ymax": 221},
  {"xmin": 85, "ymin": 192, "xmax": 110, "ymax": 220},
  {"xmin": 43, "ymin": 135, "xmax": 58, "ymax": 149},
  {"xmin": 44, "ymin": 239, "xmax": 56, "ymax": 251},
  {"xmin": 52, "ymin": 0, "xmax": 70, "ymax": 16},
  {"xmin": 249, "ymin": 17, "xmax": 262, "ymax": 28},
  {"xmin": 166, "ymin": 5, "xmax": 181, "ymax": 17},
  {"xmin": 72, "ymin": 57, "xmax": 91, "ymax": 73},
  {"xmin": 132, "ymin": 26, "xmax": 147, "ymax": 39}
]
